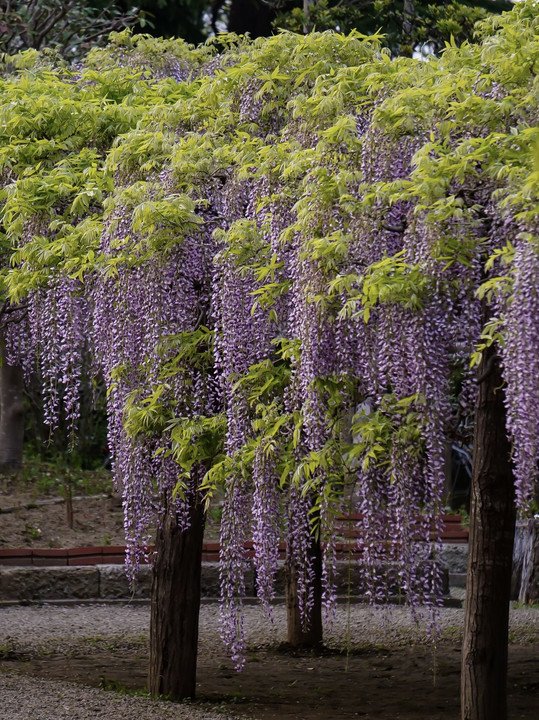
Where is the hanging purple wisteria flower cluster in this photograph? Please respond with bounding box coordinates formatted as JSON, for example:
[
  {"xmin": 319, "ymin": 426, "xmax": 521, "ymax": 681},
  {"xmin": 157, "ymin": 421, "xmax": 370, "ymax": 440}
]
[
  {"xmin": 92, "ymin": 202, "xmax": 217, "ymax": 578},
  {"xmin": 4, "ymin": 275, "xmax": 88, "ymax": 439}
]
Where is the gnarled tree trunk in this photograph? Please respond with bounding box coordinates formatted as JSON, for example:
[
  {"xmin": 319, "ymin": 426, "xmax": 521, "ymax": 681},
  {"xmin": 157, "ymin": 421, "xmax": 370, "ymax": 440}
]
[
  {"xmin": 286, "ymin": 534, "xmax": 323, "ymax": 648},
  {"xmin": 461, "ymin": 344, "xmax": 516, "ymax": 720},
  {"xmin": 148, "ymin": 496, "xmax": 206, "ymax": 700}
]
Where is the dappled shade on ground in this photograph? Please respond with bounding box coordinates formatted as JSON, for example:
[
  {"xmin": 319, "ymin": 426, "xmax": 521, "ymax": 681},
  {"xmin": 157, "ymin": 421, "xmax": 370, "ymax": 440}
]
[{"xmin": 4, "ymin": 642, "xmax": 538, "ymax": 719}]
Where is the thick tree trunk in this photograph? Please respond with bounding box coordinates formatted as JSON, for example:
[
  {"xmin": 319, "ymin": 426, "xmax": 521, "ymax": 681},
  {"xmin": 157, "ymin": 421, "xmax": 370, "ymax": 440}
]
[
  {"xmin": 148, "ymin": 497, "xmax": 206, "ymax": 700},
  {"xmin": 227, "ymin": 0, "xmax": 275, "ymax": 38},
  {"xmin": 401, "ymin": 0, "xmax": 416, "ymax": 55},
  {"xmin": 461, "ymin": 344, "xmax": 516, "ymax": 720},
  {"xmin": 303, "ymin": 0, "xmax": 311, "ymax": 34},
  {"xmin": 0, "ymin": 340, "xmax": 24, "ymax": 474},
  {"xmin": 512, "ymin": 518, "xmax": 539, "ymax": 604},
  {"xmin": 286, "ymin": 534, "xmax": 323, "ymax": 647}
]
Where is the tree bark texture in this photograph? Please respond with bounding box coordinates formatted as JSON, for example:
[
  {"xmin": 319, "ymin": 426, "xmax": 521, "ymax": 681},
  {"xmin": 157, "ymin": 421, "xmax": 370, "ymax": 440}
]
[
  {"xmin": 148, "ymin": 498, "xmax": 206, "ymax": 700},
  {"xmin": 512, "ymin": 518, "xmax": 539, "ymax": 604},
  {"xmin": 401, "ymin": 0, "xmax": 416, "ymax": 54},
  {"xmin": 461, "ymin": 344, "xmax": 516, "ymax": 720},
  {"xmin": 303, "ymin": 0, "xmax": 312, "ymax": 34},
  {"xmin": 286, "ymin": 534, "xmax": 323, "ymax": 647},
  {"xmin": 0, "ymin": 339, "xmax": 24, "ymax": 474}
]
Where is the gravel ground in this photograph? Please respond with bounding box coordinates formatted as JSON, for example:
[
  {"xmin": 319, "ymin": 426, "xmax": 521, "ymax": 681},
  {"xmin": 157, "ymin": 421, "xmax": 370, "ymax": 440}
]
[
  {"xmin": 0, "ymin": 672, "xmax": 242, "ymax": 720},
  {"xmin": 1, "ymin": 602, "xmax": 538, "ymax": 720}
]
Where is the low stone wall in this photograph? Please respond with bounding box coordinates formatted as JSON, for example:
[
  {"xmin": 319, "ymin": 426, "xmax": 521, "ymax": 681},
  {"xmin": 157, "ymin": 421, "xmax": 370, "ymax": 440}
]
[
  {"xmin": 2, "ymin": 541, "xmax": 535, "ymax": 604},
  {"xmin": 0, "ymin": 553, "xmax": 459, "ymax": 604},
  {"xmin": 0, "ymin": 565, "xmax": 146, "ymax": 603},
  {"xmin": 0, "ymin": 563, "xmax": 228, "ymax": 603}
]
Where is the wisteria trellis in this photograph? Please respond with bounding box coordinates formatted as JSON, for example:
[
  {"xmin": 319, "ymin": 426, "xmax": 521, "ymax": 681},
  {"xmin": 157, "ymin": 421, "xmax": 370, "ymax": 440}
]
[{"xmin": 1, "ymin": 3, "xmax": 538, "ymax": 667}]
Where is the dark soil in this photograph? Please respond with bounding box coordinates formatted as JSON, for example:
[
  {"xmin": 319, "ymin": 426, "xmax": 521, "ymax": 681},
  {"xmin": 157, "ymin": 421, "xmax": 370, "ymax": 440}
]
[
  {"xmin": 0, "ymin": 475, "xmax": 222, "ymax": 547},
  {"xmin": 5, "ymin": 641, "xmax": 538, "ymax": 719},
  {"xmin": 0, "ymin": 491, "xmax": 126, "ymax": 548}
]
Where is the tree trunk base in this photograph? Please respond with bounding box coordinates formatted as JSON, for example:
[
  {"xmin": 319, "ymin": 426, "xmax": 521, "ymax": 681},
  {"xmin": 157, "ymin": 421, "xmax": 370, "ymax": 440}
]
[
  {"xmin": 285, "ymin": 535, "xmax": 323, "ymax": 648},
  {"xmin": 461, "ymin": 345, "xmax": 516, "ymax": 720},
  {"xmin": 148, "ymin": 499, "xmax": 205, "ymax": 700}
]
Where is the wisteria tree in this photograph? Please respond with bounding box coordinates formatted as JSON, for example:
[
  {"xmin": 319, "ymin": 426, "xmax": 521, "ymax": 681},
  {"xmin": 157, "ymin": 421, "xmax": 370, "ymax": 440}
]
[
  {"xmin": 1, "ymin": 3, "xmax": 537, "ymax": 718},
  {"xmin": 0, "ymin": 40, "xmax": 166, "ymax": 472},
  {"xmin": 0, "ymin": 33, "xmax": 217, "ymax": 698}
]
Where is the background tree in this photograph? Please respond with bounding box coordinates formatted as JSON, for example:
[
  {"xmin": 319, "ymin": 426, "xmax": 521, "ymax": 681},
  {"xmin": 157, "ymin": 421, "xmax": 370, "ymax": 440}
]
[
  {"xmin": 0, "ymin": 0, "xmax": 142, "ymax": 58},
  {"xmin": 136, "ymin": 0, "xmax": 514, "ymax": 50},
  {"xmin": 270, "ymin": 1, "xmax": 513, "ymax": 54},
  {"xmin": 0, "ymin": 320, "xmax": 24, "ymax": 473},
  {"xmin": 119, "ymin": 0, "xmax": 211, "ymax": 44},
  {"xmin": 0, "ymin": 0, "xmax": 516, "ymax": 56}
]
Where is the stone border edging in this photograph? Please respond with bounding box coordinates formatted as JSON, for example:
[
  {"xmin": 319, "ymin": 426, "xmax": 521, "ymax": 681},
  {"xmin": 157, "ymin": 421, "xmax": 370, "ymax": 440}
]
[
  {"xmin": 0, "ymin": 543, "xmax": 222, "ymax": 566},
  {"xmin": 0, "ymin": 563, "xmax": 222, "ymax": 603},
  {"xmin": 0, "ymin": 550, "xmax": 468, "ymax": 604},
  {"xmin": 0, "ymin": 516, "xmax": 470, "ymax": 568}
]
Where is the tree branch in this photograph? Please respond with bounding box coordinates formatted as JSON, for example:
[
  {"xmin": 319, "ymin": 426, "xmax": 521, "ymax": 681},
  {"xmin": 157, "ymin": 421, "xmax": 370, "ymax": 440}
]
[
  {"xmin": 382, "ymin": 221, "xmax": 406, "ymax": 233},
  {"xmin": 0, "ymin": 300, "xmax": 29, "ymax": 320},
  {"xmin": 476, "ymin": 353, "xmax": 497, "ymax": 384},
  {"xmin": 34, "ymin": 1, "xmax": 76, "ymax": 49}
]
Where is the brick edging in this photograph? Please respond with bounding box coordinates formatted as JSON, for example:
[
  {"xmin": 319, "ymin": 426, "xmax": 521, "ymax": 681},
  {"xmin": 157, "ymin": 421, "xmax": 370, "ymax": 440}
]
[{"xmin": 0, "ymin": 516, "xmax": 468, "ymax": 567}]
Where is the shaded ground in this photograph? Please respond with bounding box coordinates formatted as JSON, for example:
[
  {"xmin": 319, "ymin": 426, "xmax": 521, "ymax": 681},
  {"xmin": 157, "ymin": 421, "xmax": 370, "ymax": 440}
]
[
  {"xmin": 1, "ymin": 474, "xmax": 538, "ymax": 718},
  {"xmin": 1, "ymin": 603, "xmax": 538, "ymax": 720},
  {"xmin": 0, "ymin": 468, "xmax": 124, "ymax": 548},
  {"xmin": 3, "ymin": 640, "xmax": 538, "ymax": 719}
]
